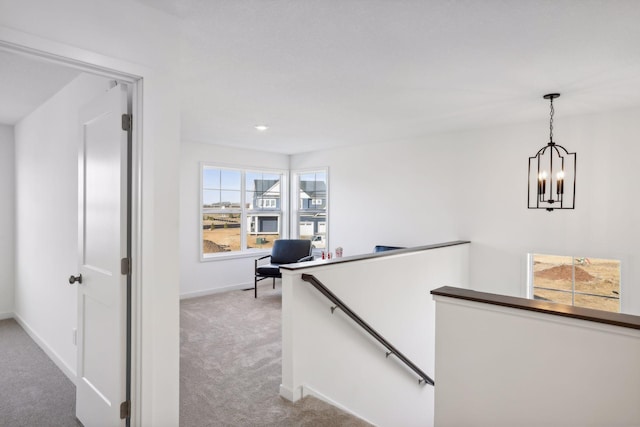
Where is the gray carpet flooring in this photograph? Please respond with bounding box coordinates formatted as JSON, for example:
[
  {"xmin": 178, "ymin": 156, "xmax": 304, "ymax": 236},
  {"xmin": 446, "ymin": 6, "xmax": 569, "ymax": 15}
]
[
  {"xmin": 1, "ymin": 286, "xmax": 369, "ymax": 426},
  {"xmin": 180, "ymin": 286, "xmax": 371, "ymax": 427},
  {"xmin": 0, "ymin": 318, "xmax": 81, "ymax": 427}
]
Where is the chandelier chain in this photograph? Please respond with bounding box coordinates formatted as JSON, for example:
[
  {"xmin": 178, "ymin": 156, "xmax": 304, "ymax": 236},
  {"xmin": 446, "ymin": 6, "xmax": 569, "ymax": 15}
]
[{"xmin": 549, "ymin": 98, "xmax": 554, "ymax": 143}]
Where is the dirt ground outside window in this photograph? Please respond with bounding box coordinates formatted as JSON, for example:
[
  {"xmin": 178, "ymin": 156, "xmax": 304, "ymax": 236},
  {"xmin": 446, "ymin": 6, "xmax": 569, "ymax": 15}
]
[
  {"xmin": 203, "ymin": 228, "xmax": 279, "ymax": 253},
  {"xmin": 532, "ymin": 255, "xmax": 620, "ymax": 313}
]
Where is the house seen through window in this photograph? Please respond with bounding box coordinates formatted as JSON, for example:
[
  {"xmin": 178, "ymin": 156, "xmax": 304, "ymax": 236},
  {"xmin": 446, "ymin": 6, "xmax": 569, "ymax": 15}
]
[
  {"xmin": 530, "ymin": 254, "xmax": 620, "ymax": 313},
  {"xmin": 295, "ymin": 170, "xmax": 328, "ymax": 253},
  {"xmin": 202, "ymin": 166, "xmax": 285, "ymax": 257}
]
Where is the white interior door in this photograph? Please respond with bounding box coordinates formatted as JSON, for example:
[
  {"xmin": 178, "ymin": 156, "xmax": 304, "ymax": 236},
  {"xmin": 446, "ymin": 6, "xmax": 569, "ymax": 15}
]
[{"xmin": 75, "ymin": 84, "xmax": 129, "ymax": 426}]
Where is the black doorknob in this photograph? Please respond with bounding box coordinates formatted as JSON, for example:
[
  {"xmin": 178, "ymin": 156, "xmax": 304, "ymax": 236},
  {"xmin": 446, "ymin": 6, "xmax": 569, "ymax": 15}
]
[{"xmin": 69, "ymin": 274, "xmax": 83, "ymax": 284}]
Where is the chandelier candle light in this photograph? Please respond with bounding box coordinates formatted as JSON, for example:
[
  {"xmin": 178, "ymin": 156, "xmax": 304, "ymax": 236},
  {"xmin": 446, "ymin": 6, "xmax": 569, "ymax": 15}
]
[{"xmin": 528, "ymin": 93, "xmax": 576, "ymax": 211}]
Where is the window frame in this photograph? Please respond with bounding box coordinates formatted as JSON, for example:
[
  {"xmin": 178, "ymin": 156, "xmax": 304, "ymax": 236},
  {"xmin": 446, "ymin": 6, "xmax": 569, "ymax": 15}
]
[
  {"xmin": 527, "ymin": 253, "xmax": 621, "ymax": 313},
  {"xmin": 200, "ymin": 163, "xmax": 288, "ymax": 261},
  {"xmin": 291, "ymin": 168, "xmax": 329, "ymax": 255}
]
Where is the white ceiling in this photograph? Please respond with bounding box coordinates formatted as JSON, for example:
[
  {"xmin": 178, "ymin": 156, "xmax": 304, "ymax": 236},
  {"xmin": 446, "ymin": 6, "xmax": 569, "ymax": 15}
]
[
  {"xmin": 138, "ymin": 0, "xmax": 640, "ymax": 154},
  {"xmin": 4, "ymin": 1, "xmax": 640, "ymax": 154},
  {"xmin": 0, "ymin": 51, "xmax": 80, "ymax": 125}
]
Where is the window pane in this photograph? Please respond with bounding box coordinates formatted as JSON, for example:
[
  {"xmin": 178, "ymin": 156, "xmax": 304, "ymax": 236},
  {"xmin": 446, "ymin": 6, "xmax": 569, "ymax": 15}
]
[
  {"xmin": 220, "ymin": 169, "xmax": 241, "ymax": 190},
  {"xmin": 299, "ymin": 172, "xmax": 327, "ymax": 211},
  {"xmin": 220, "ymin": 190, "xmax": 241, "ymax": 208},
  {"xmin": 298, "ymin": 214, "xmax": 325, "ymax": 240},
  {"xmin": 532, "ymin": 255, "xmax": 573, "ymax": 292},
  {"xmin": 299, "ymin": 220, "xmax": 314, "ymax": 239},
  {"xmin": 573, "ymin": 257, "xmax": 621, "ymax": 298},
  {"xmin": 574, "ymin": 294, "xmax": 620, "ymax": 313},
  {"xmin": 295, "ymin": 170, "xmax": 328, "ymax": 254},
  {"xmin": 533, "ymin": 288, "xmax": 573, "ymax": 305},
  {"xmin": 247, "ymin": 172, "xmax": 281, "ymax": 211},
  {"xmin": 247, "ymin": 215, "xmax": 281, "ymax": 250},
  {"xmin": 247, "ymin": 172, "xmax": 281, "ymax": 191},
  {"xmin": 202, "ymin": 166, "xmax": 287, "ymax": 257},
  {"xmin": 246, "ymin": 191, "xmax": 256, "ymax": 209},
  {"xmin": 203, "ymin": 168, "xmax": 241, "ymax": 207},
  {"xmin": 202, "ymin": 213, "xmax": 242, "ymax": 253},
  {"xmin": 203, "ymin": 189, "xmax": 220, "ymax": 207},
  {"xmin": 247, "ymin": 192, "xmax": 280, "ymax": 210},
  {"xmin": 531, "ymin": 253, "xmax": 620, "ymax": 313},
  {"xmin": 203, "ymin": 168, "xmax": 221, "ymax": 189}
]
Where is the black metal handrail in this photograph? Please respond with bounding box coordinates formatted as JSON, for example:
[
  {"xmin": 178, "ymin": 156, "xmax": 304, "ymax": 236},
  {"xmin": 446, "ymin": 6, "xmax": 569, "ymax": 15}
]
[{"xmin": 301, "ymin": 273, "xmax": 435, "ymax": 386}]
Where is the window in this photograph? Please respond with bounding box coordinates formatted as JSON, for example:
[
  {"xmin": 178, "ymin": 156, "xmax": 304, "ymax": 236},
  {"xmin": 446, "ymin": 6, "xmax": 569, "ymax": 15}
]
[
  {"xmin": 293, "ymin": 170, "xmax": 328, "ymax": 253},
  {"xmin": 258, "ymin": 198, "xmax": 276, "ymax": 208},
  {"xmin": 202, "ymin": 166, "xmax": 286, "ymax": 257},
  {"xmin": 529, "ymin": 254, "xmax": 620, "ymax": 313}
]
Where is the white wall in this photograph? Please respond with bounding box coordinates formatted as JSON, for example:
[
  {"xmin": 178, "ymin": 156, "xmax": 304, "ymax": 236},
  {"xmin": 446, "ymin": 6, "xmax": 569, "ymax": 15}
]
[
  {"xmin": 291, "ymin": 141, "xmax": 461, "ymax": 256},
  {"xmin": 179, "ymin": 140, "xmax": 289, "ymax": 297},
  {"xmin": 0, "ymin": 124, "xmax": 14, "ymax": 319},
  {"xmin": 1, "ymin": 1, "xmax": 182, "ymax": 425},
  {"xmin": 456, "ymin": 108, "xmax": 640, "ymax": 315},
  {"xmin": 433, "ymin": 295, "xmax": 640, "ymax": 427},
  {"xmin": 14, "ymin": 73, "xmax": 111, "ymax": 378},
  {"xmin": 291, "ymin": 106, "xmax": 640, "ymax": 315},
  {"xmin": 281, "ymin": 243, "xmax": 470, "ymax": 427}
]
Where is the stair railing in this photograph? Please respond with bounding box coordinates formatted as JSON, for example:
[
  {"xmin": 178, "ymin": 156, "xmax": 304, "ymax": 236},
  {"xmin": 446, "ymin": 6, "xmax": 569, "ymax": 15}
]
[{"xmin": 301, "ymin": 273, "xmax": 435, "ymax": 386}]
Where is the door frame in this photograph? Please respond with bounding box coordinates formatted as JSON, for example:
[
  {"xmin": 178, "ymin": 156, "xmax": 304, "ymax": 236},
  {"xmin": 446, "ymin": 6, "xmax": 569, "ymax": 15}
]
[{"xmin": 0, "ymin": 38, "xmax": 144, "ymax": 426}]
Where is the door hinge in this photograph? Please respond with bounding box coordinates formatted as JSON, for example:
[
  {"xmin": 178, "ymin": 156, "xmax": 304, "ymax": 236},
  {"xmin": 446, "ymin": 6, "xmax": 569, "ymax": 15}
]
[
  {"xmin": 120, "ymin": 400, "xmax": 131, "ymax": 419},
  {"xmin": 121, "ymin": 258, "xmax": 131, "ymax": 275},
  {"xmin": 121, "ymin": 113, "xmax": 132, "ymax": 131}
]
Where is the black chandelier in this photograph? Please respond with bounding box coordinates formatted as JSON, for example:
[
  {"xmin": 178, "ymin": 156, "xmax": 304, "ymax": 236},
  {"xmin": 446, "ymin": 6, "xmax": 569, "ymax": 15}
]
[{"xmin": 528, "ymin": 93, "xmax": 576, "ymax": 211}]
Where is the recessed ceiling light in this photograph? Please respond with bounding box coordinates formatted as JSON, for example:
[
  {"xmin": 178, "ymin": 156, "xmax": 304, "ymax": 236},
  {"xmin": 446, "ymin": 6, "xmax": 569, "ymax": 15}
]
[{"xmin": 255, "ymin": 125, "xmax": 269, "ymax": 131}]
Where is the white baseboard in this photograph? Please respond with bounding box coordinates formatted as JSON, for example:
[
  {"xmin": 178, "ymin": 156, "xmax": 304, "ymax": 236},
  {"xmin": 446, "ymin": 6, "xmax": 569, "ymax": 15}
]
[
  {"xmin": 180, "ymin": 282, "xmax": 253, "ymax": 300},
  {"xmin": 0, "ymin": 311, "xmax": 13, "ymax": 320},
  {"xmin": 279, "ymin": 383, "xmax": 303, "ymax": 402},
  {"xmin": 13, "ymin": 313, "xmax": 77, "ymax": 384},
  {"xmin": 301, "ymin": 385, "xmax": 375, "ymax": 426}
]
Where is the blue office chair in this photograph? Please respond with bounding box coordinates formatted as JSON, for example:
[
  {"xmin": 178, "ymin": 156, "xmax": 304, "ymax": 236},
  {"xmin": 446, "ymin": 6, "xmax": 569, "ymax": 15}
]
[{"xmin": 373, "ymin": 245, "xmax": 405, "ymax": 253}]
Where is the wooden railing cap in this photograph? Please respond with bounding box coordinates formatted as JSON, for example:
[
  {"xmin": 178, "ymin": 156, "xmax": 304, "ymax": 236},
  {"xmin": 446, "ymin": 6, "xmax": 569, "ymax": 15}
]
[{"xmin": 432, "ymin": 286, "xmax": 640, "ymax": 331}]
